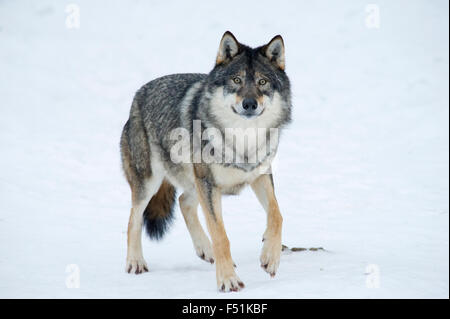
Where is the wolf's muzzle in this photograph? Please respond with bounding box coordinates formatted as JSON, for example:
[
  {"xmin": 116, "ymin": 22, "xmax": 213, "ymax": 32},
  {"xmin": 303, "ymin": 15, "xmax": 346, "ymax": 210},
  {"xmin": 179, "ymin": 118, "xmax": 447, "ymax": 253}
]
[{"xmin": 233, "ymin": 98, "xmax": 264, "ymax": 118}]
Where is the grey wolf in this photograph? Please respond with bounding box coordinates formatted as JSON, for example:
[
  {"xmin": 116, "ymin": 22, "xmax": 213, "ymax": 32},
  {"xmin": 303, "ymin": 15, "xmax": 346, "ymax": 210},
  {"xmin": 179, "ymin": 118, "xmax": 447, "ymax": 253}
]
[{"xmin": 120, "ymin": 31, "xmax": 292, "ymax": 292}]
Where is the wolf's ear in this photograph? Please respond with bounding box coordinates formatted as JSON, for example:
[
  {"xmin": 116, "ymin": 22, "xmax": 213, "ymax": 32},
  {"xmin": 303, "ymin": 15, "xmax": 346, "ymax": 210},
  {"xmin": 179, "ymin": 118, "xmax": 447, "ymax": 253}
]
[
  {"xmin": 264, "ymin": 35, "xmax": 285, "ymax": 70},
  {"xmin": 216, "ymin": 31, "xmax": 240, "ymax": 66}
]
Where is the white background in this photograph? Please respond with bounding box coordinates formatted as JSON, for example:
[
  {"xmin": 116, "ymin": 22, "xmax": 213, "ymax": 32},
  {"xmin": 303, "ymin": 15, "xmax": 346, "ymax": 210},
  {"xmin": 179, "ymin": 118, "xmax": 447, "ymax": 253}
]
[{"xmin": 0, "ymin": 0, "xmax": 448, "ymax": 298}]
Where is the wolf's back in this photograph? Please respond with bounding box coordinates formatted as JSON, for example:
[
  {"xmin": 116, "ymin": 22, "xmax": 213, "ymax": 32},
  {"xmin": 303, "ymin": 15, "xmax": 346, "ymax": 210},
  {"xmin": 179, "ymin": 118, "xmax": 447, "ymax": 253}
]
[{"xmin": 136, "ymin": 73, "xmax": 207, "ymax": 137}]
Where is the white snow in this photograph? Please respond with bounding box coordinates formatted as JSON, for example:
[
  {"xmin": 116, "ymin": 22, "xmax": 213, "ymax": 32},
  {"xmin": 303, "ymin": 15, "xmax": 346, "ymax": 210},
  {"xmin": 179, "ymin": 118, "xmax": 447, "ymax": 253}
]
[{"xmin": 0, "ymin": 0, "xmax": 448, "ymax": 298}]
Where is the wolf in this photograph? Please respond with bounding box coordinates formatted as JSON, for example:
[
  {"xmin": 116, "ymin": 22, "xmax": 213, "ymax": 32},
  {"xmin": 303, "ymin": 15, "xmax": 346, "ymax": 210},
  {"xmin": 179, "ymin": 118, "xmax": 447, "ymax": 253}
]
[{"xmin": 120, "ymin": 31, "xmax": 292, "ymax": 292}]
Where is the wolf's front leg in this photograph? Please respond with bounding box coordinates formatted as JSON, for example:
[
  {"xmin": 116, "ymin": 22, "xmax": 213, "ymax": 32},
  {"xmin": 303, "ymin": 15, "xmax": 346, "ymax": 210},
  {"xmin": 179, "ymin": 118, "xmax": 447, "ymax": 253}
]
[
  {"xmin": 251, "ymin": 173, "xmax": 283, "ymax": 277},
  {"xmin": 194, "ymin": 176, "xmax": 244, "ymax": 292}
]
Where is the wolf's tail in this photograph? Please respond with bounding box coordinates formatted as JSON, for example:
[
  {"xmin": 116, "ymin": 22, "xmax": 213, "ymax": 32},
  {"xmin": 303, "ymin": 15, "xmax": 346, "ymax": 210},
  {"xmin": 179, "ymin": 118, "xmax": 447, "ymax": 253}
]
[{"xmin": 143, "ymin": 180, "xmax": 176, "ymax": 240}]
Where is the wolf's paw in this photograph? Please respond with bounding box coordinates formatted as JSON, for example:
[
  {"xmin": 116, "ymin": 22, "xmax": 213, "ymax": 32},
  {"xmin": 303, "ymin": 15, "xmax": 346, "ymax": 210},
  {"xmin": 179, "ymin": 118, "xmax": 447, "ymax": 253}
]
[
  {"xmin": 194, "ymin": 238, "xmax": 215, "ymax": 264},
  {"xmin": 260, "ymin": 239, "xmax": 281, "ymax": 277},
  {"xmin": 126, "ymin": 258, "xmax": 149, "ymax": 275},
  {"xmin": 217, "ymin": 273, "xmax": 245, "ymax": 292}
]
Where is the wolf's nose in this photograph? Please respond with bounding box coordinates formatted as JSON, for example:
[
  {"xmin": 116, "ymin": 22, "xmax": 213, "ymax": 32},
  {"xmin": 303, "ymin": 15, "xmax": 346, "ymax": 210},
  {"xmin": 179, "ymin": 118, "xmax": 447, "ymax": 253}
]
[{"xmin": 242, "ymin": 98, "xmax": 258, "ymax": 110}]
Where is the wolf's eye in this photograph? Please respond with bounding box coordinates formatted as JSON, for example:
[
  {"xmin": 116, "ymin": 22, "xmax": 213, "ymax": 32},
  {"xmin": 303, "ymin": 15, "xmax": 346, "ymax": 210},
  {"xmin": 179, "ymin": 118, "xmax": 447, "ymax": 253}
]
[
  {"xmin": 258, "ymin": 79, "xmax": 267, "ymax": 85},
  {"xmin": 233, "ymin": 77, "xmax": 241, "ymax": 84}
]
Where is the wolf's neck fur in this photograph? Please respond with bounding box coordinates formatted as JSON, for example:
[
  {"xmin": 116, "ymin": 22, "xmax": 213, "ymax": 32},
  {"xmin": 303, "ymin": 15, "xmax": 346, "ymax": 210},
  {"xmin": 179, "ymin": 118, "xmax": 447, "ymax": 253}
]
[{"xmin": 198, "ymin": 85, "xmax": 282, "ymax": 171}]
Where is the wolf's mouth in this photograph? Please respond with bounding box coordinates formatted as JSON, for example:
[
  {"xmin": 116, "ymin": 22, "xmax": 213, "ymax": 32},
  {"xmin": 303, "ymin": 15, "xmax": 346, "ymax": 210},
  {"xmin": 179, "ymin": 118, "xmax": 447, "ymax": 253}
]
[{"xmin": 231, "ymin": 105, "xmax": 265, "ymax": 119}]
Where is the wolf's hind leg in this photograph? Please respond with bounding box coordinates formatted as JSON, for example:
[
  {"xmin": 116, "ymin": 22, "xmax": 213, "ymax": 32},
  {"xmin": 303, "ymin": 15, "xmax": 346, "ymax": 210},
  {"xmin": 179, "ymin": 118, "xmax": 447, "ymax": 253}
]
[
  {"xmin": 179, "ymin": 192, "xmax": 214, "ymax": 264},
  {"xmin": 251, "ymin": 173, "xmax": 283, "ymax": 277},
  {"xmin": 126, "ymin": 176, "xmax": 163, "ymax": 274}
]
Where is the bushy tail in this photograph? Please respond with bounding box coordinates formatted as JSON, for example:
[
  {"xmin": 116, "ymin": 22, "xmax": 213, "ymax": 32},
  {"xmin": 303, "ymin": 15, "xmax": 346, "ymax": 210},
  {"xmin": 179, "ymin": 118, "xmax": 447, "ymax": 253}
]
[{"xmin": 143, "ymin": 180, "xmax": 176, "ymax": 240}]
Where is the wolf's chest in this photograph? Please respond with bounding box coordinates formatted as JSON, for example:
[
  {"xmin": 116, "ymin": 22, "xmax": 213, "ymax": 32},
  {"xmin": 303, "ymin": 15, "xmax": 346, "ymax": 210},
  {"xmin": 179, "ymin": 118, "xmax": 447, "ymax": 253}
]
[{"xmin": 210, "ymin": 159, "xmax": 271, "ymax": 195}]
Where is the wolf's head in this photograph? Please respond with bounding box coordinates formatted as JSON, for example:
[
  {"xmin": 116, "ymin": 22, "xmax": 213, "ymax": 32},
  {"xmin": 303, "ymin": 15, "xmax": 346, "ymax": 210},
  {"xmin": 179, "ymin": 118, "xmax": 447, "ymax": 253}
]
[{"xmin": 205, "ymin": 31, "xmax": 291, "ymax": 129}]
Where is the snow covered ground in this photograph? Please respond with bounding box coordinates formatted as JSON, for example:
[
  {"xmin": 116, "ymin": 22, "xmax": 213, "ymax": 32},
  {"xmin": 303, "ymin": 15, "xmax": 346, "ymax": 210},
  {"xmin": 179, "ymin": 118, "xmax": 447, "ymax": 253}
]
[{"xmin": 0, "ymin": 0, "xmax": 448, "ymax": 298}]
